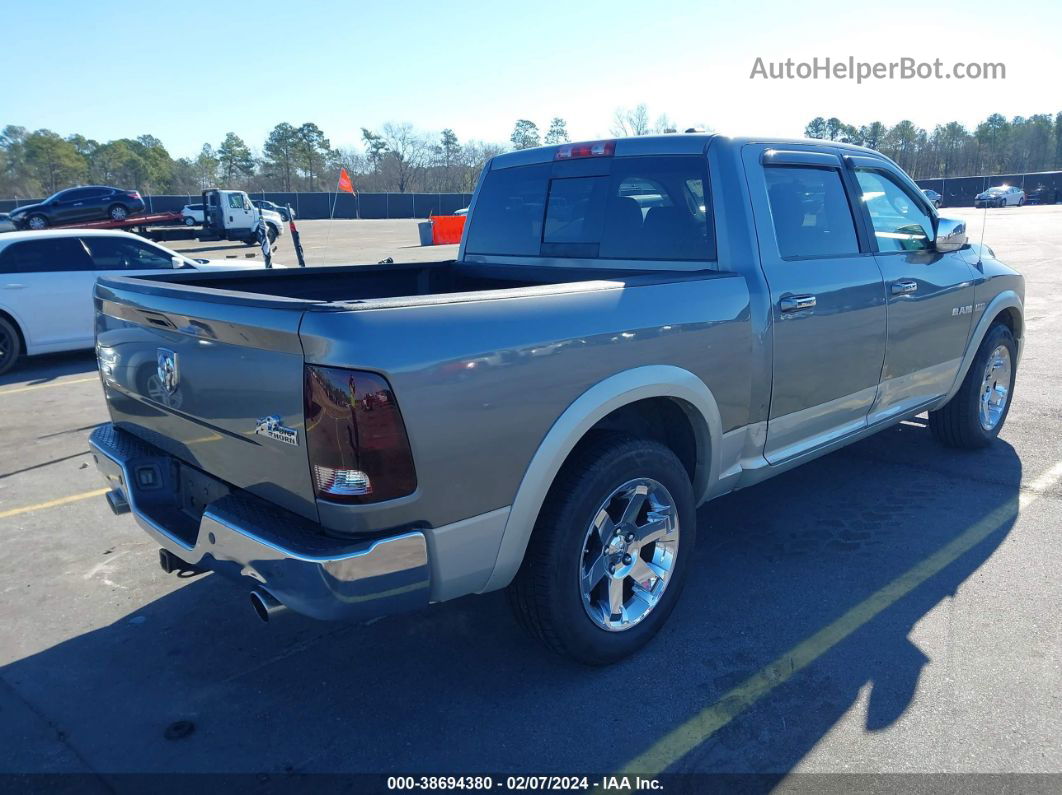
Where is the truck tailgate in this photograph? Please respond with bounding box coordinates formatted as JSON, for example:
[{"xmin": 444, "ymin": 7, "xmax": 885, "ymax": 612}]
[{"xmin": 94, "ymin": 278, "xmax": 318, "ymax": 522}]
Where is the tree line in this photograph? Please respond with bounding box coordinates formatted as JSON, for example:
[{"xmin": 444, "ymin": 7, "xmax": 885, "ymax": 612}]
[
  {"xmin": 4, "ymin": 108, "xmax": 1060, "ymax": 199},
  {"xmin": 0, "ymin": 122, "xmax": 512, "ymax": 199},
  {"xmin": 804, "ymin": 111, "xmax": 1062, "ymax": 178}
]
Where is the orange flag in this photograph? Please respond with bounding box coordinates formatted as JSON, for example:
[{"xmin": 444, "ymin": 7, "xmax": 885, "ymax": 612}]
[{"xmin": 337, "ymin": 168, "xmax": 355, "ymax": 194}]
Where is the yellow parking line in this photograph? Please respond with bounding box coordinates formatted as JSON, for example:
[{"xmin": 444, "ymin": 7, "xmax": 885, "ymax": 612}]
[
  {"xmin": 0, "ymin": 376, "xmax": 98, "ymax": 397},
  {"xmin": 0, "ymin": 488, "xmax": 109, "ymax": 520},
  {"xmin": 611, "ymin": 463, "xmax": 1062, "ymax": 778}
]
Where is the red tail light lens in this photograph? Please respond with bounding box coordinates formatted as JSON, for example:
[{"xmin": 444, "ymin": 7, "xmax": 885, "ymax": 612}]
[
  {"xmin": 303, "ymin": 365, "xmax": 417, "ymax": 504},
  {"xmin": 128, "ymin": 191, "xmax": 141, "ymax": 199},
  {"xmin": 554, "ymin": 140, "xmax": 616, "ymax": 160}
]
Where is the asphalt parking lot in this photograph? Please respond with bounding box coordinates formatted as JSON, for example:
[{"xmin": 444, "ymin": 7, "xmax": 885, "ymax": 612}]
[
  {"xmin": 169, "ymin": 218, "xmax": 460, "ymax": 266},
  {"xmin": 1, "ymin": 208, "xmax": 1060, "ymax": 784}
]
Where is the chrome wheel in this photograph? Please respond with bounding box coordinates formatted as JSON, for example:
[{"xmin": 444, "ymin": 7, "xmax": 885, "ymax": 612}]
[
  {"xmin": 110, "ymin": 205, "xmax": 128, "ymax": 220},
  {"xmin": 579, "ymin": 478, "xmax": 680, "ymax": 632},
  {"xmin": 979, "ymin": 344, "xmax": 1012, "ymax": 431},
  {"xmin": 27, "ymin": 215, "xmax": 46, "ymax": 230}
]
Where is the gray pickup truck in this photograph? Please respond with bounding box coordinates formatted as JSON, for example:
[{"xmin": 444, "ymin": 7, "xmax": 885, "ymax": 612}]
[{"xmin": 89, "ymin": 134, "xmax": 1024, "ymax": 664}]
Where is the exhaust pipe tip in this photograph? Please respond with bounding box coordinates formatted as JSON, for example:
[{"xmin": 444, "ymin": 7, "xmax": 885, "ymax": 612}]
[
  {"xmin": 106, "ymin": 489, "xmax": 130, "ymax": 515},
  {"xmin": 249, "ymin": 589, "xmax": 288, "ymax": 623}
]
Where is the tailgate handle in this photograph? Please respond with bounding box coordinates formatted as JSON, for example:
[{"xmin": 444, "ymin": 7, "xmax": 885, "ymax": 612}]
[{"xmin": 144, "ymin": 313, "xmax": 176, "ymax": 329}]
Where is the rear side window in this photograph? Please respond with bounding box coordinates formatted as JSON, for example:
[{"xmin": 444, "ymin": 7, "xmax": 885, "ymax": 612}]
[
  {"xmin": 0, "ymin": 238, "xmax": 94, "ymax": 273},
  {"xmin": 764, "ymin": 166, "xmax": 860, "ymax": 258},
  {"xmin": 465, "ymin": 156, "xmax": 714, "ymax": 262}
]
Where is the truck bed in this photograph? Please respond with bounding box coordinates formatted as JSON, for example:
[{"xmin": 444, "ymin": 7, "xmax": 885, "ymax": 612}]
[{"xmin": 107, "ymin": 260, "xmax": 666, "ymax": 308}]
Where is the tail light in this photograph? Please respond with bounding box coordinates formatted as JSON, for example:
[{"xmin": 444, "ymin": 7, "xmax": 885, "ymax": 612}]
[
  {"xmin": 127, "ymin": 191, "xmax": 141, "ymax": 199},
  {"xmin": 554, "ymin": 140, "xmax": 616, "ymax": 160},
  {"xmin": 303, "ymin": 365, "xmax": 416, "ymax": 504}
]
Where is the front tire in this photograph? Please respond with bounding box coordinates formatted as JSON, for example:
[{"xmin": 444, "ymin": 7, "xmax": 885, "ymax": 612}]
[
  {"xmin": 0, "ymin": 316, "xmax": 22, "ymax": 376},
  {"xmin": 26, "ymin": 214, "xmax": 47, "ymax": 230},
  {"xmin": 929, "ymin": 323, "xmax": 1017, "ymax": 448},
  {"xmin": 508, "ymin": 434, "xmax": 696, "ymax": 665}
]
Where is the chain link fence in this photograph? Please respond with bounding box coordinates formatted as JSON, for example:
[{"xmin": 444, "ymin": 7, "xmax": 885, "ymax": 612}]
[{"xmin": 914, "ymin": 170, "xmax": 1062, "ymax": 208}]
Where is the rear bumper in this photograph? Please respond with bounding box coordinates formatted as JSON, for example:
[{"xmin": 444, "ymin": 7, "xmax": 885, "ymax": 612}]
[{"xmin": 89, "ymin": 423, "xmax": 430, "ymax": 621}]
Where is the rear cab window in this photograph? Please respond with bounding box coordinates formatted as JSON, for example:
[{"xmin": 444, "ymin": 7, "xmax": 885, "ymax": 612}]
[{"xmin": 465, "ymin": 155, "xmax": 715, "ymax": 265}]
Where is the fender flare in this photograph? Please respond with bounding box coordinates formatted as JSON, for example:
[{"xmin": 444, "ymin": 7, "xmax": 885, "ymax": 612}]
[
  {"xmin": 479, "ymin": 365, "xmax": 723, "ymax": 593},
  {"xmin": 941, "ymin": 289, "xmax": 1024, "ymax": 404}
]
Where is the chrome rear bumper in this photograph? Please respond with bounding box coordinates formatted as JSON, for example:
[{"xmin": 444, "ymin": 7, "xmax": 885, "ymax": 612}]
[{"xmin": 89, "ymin": 423, "xmax": 430, "ymax": 622}]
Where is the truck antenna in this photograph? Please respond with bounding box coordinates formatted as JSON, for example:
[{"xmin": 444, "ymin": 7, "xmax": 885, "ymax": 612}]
[{"xmin": 977, "ymin": 196, "xmax": 988, "ymax": 266}]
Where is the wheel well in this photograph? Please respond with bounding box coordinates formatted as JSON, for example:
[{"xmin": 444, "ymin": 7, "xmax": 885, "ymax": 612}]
[
  {"xmin": 0, "ymin": 308, "xmax": 26, "ymax": 353},
  {"xmin": 571, "ymin": 397, "xmax": 699, "ymax": 485},
  {"xmin": 991, "ymin": 307, "xmax": 1022, "ymax": 341}
]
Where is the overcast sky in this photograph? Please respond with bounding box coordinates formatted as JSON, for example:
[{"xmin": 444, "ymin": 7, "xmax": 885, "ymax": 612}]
[{"xmin": 5, "ymin": 0, "xmax": 1059, "ymax": 157}]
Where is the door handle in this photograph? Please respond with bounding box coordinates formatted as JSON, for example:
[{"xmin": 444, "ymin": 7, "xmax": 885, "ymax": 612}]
[
  {"xmin": 892, "ymin": 280, "xmax": 918, "ymax": 295},
  {"xmin": 2, "ymin": 283, "xmax": 25, "ymax": 289},
  {"xmin": 780, "ymin": 294, "xmax": 817, "ymax": 313}
]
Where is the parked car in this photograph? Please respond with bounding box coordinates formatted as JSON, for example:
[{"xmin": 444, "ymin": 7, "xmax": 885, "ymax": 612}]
[
  {"xmin": 0, "ymin": 213, "xmax": 15, "ymax": 233},
  {"xmin": 975, "ymin": 185, "xmax": 1025, "ymax": 208},
  {"xmin": 7, "ymin": 186, "xmax": 146, "ymax": 230},
  {"xmin": 181, "ymin": 203, "xmax": 204, "ymax": 225},
  {"xmin": 88, "ymin": 134, "xmax": 1023, "ymax": 664},
  {"xmin": 1024, "ymin": 183, "xmax": 1059, "ymax": 205},
  {"xmin": 921, "ymin": 188, "xmax": 942, "ymax": 208},
  {"xmin": 252, "ymin": 199, "xmax": 294, "ymax": 222},
  {"xmin": 0, "ymin": 229, "xmax": 283, "ymax": 375}
]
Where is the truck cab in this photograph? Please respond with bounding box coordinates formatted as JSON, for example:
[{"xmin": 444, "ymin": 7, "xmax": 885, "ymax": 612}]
[{"xmin": 202, "ymin": 189, "xmax": 282, "ymax": 244}]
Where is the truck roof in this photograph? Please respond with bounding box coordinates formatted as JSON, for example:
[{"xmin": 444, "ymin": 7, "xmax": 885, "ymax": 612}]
[{"xmin": 489, "ymin": 133, "xmax": 884, "ymax": 170}]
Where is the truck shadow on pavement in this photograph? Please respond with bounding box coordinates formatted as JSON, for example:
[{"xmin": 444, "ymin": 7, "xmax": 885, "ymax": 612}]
[
  {"xmin": 0, "ymin": 350, "xmax": 97, "ymax": 388},
  {"xmin": 0, "ymin": 420, "xmax": 1021, "ymax": 780}
]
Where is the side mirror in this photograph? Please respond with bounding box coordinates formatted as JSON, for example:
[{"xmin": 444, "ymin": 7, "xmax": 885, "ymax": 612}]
[
  {"xmin": 934, "ymin": 217, "xmax": 967, "ymax": 252},
  {"xmin": 171, "ymin": 256, "xmax": 186, "ymax": 269}
]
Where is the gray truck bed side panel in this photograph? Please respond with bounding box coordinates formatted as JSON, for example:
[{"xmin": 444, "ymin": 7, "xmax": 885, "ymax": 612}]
[{"xmin": 299, "ymin": 273, "xmax": 753, "ymax": 534}]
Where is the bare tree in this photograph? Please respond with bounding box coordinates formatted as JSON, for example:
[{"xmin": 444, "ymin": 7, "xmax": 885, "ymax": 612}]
[
  {"xmin": 380, "ymin": 122, "xmax": 430, "ymax": 193},
  {"xmin": 610, "ymin": 104, "xmax": 652, "ymax": 137}
]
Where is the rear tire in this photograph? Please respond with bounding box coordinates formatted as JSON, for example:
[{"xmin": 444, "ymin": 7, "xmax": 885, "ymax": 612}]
[
  {"xmin": 929, "ymin": 323, "xmax": 1017, "ymax": 448},
  {"xmin": 508, "ymin": 434, "xmax": 696, "ymax": 665},
  {"xmin": 109, "ymin": 204, "xmax": 129, "ymax": 221},
  {"xmin": 183, "ymin": 216, "xmax": 196, "ymax": 226},
  {"xmin": 0, "ymin": 316, "xmax": 22, "ymax": 376}
]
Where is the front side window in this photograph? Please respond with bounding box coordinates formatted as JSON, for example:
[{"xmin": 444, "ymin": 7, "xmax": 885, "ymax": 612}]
[
  {"xmin": 227, "ymin": 193, "xmax": 244, "ymax": 210},
  {"xmin": 82, "ymin": 237, "xmax": 176, "ymax": 270},
  {"xmin": 855, "ymin": 169, "xmax": 933, "ymax": 252},
  {"xmin": 764, "ymin": 166, "xmax": 860, "ymax": 258}
]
